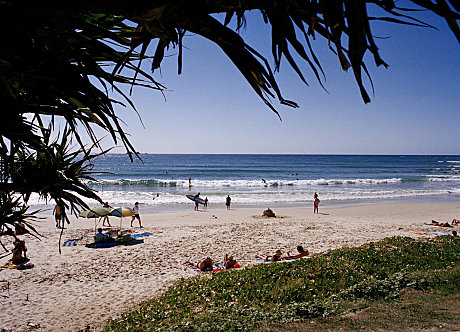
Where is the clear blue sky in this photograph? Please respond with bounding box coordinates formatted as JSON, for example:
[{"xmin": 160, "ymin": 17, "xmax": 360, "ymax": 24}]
[{"xmin": 104, "ymin": 8, "xmax": 460, "ymax": 155}]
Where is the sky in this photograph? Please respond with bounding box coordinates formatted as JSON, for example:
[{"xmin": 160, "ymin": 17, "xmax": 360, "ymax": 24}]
[{"xmin": 101, "ymin": 7, "xmax": 460, "ymax": 155}]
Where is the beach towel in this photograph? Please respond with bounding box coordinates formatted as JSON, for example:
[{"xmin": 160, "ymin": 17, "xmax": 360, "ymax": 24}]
[
  {"xmin": 0, "ymin": 261, "xmax": 17, "ymax": 271},
  {"xmin": 406, "ymin": 230, "xmax": 428, "ymax": 235},
  {"xmin": 62, "ymin": 239, "xmax": 81, "ymax": 247},
  {"xmin": 62, "ymin": 231, "xmax": 90, "ymax": 247},
  {"xmin": 432, "ymin": 231, "xmax": 449, "ymax": 236},
  {"xmin": 256, "ymin": 258, "xmax": 273, "ymax": 263},
  {"xmin": 0, "ymin": 261, "xmax": 34, "ymax": 271},
  {"xmin": 130, "ymin": 232, "xmax": 153, "ymax": 239}
]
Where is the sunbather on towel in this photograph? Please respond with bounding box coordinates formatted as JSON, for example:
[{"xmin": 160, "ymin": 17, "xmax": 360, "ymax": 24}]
[
  {"xmin": 256, "ymin": 249, "xmax": 283, "ymax": 262},
  {"xmin": 185, "ymin": 257, "xmax": 214, "ymax": 272},
  {"xmin": 426, "ymin": 220, "xmax": 452, "ymax": 227},
  {"xmin": 224, "ymin": 254, "xmax": 240, "ymax": 269},
  {"xmin": 285, "ymin": 245, "xmax": 309, "ymax": 259}
]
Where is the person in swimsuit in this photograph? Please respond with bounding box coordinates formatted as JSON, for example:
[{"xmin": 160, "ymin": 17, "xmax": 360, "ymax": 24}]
[
  {"xmin": 285, "ymin": 246, "xmax": 309, "ymax": 259},
  {"xmin": 131, "ymin": 202, "xmax": 143, "ymax": 227},
  {"xmin": 53, "ymin": 203, "xmax": 62, "ymax": 228},
  {"xmin": 256, "ymin": 249, "xmax": 282, "ymax": 262},
  {"xmin": 185, "ymin": 257, "xmax": 213, "ymax": 271},
  {"xmin": 313, "ymin": 193, "xmax": 320, "ymax": 214}
]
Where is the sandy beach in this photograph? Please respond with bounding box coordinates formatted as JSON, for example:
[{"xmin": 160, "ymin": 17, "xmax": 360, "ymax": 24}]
[{"xmin": 1, "ymin": 202, "xmax": 459, "ymax": 331}]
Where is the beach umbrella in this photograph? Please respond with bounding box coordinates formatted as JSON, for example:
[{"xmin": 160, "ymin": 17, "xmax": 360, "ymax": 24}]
[
  {"xmin": 109, "ymin": 207, "xmax": 134, "ymax": 229},
  {"xmin": 109, "ymin": 207, "xmax": 134, "ymax": 218},
  {"xmin": 79, "ymin": 207, "xmax": 113, "ymax": 218},
  {"xmin": 79, "ymin": 207, "xmax": 113, "ymax": 232}
]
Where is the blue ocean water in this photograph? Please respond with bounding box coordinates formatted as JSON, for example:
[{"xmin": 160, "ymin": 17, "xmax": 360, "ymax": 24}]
[{"xmin": 64, "ymin": 154, "xmax": 460, "ymax": 212}]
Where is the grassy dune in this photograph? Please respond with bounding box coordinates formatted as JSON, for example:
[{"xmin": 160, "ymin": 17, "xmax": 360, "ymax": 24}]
[{"xmin": 106, "ymin": 236, "xmax": 460, "ymax": 331}]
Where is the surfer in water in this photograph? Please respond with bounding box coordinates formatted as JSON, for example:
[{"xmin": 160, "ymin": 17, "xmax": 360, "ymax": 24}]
[{"xmin": 194, "ymin": 192, "xmax": 200, "ymax": 211}]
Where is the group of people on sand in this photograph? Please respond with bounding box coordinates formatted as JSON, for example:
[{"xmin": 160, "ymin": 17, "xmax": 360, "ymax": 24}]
[
  {"xmin": 185, "ymin": 254, "xmax": 240, "ymax": 272},
  {"xmin": 186, "ymin": 245, "xmax": 309, "ymax": 272},
  {"xmin": 425, "ymin": 219, "xmax": 459, "ymax": 227},
  {"xmin": 192, "ymin": 193, "xmax": 231, "ymax": 211},
  {"xmin": 256, "ymin": 246, "xmax": 309, "ymax": 262}
]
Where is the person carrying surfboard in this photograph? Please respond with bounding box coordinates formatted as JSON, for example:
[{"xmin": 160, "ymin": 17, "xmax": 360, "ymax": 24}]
[{"xmin": 194, "ymin": 193, "xmax": 200, "ymax": 211}]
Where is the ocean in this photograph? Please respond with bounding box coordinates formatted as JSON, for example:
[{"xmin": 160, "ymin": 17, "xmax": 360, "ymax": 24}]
[
  {"xmin": 53, "ymin": 154, "xmax": 460, "ymax": 213},
  {"xmin": 28, "ymin": 154, "xmax": 460, "ymax": 213}
]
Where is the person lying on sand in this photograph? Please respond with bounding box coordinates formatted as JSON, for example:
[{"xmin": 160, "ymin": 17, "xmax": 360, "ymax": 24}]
[
  {"xmin": 185, "ymin": 257, "xmax": 213, "ymax": 272},
  {"xmin": 256, "ymin": 249, "xmax": 282, "ymax": 262},
  {"xmin": 285, "ymin": 246, "xmax": 309, "ymax": 259},
  {"xmin": 452, "ymin": 219, "xmax": 459, "ymax": 226},
  {"xmin": 425, "ymin": 220, "xmax": 452, "ymax": 227},
  {"xmin": 224, "ymin": 254, "xmax": 240, "ymax": 269}
]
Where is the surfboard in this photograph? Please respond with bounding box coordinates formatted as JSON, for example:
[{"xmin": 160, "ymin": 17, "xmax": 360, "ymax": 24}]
[{"xmin": 186, "ymin": 194, "xmax": 206, "ymax": 205}]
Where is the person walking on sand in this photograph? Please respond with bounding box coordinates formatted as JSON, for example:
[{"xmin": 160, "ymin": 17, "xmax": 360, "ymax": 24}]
[
  {"xmin": 189, "ymin": 177, "xmax": 192, "ymax": 190},
  {"xmin": 226, "ymin": 195, "xmax": 231, "ymax": 210},
  {"xmin": 204, "ymin": 197, "xmax": 208, "ymax": 210},
  {"xmin": 53, "ymin": 203, "xmax": 62, "ymax": 228},
  {"xmin": 313, "ymin": 192, "xmax": 320, "ymax": 214},
  {"xmin": 131, "ymin": 202, "xmax": 143, "ymax": 227},
  {"xmin": 102, "ymin": 202, "xmax": 111, "ymax": 226},
  {"xmin": 194, "ymin": 192, "xmax": 200, "ymax": 211}
]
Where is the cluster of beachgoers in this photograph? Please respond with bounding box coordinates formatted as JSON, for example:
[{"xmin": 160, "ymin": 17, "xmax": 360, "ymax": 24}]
[{"xmin": 0, "ymin": 202, "xmax": 459, "ymax": 331}]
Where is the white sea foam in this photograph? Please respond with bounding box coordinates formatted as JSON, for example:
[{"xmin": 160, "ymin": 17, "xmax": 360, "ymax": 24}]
[
  {"xmin": 426, "ymin": 175, "xmax": 460, "ymax": 182},
  {"xmin": 90, "ymin": 177, "xmax": 403, "ymax": 188}
]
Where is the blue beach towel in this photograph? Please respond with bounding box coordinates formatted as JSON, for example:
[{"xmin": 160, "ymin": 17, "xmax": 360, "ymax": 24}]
[
  {"xmin": 432, "ymin": 231, "xmax": 449, "ymax": 236},
  {"xmin": 62, "ymin": 239, "xmax": 80, "ymax": 247},
  {"xmin": 130, "ymin": 232, "xmax": 153, "ymax": 239}
]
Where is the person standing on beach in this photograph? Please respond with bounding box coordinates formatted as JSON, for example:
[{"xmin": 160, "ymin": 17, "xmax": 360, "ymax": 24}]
[
  {"xmin": 131, "ymin": 202, "xmax": 143, "ymax": 227},
  {"xmin": 194, "ymin": 192, "xmax": 200, "ymax": 211},
  {"xmin": 102, "ymin": 202, "xmax": 111, "ymax": 226},
  {"xmin": 204, "ymin": 197, "xmax": 208, "ymax": 210},
  {"xmin": 53, "ymin": 203, "xmax": 62, "ymax": 228},
  {"xmin": 189, "ymin": 177, "xmax": 192, "ymax": 190},
  {"xmin": 313, "ymin": 192, "xmax": 320, "ymax": 214},
  {"xmin": 226, "ymin": 195, "xmax": 231, "ymax": 210}
]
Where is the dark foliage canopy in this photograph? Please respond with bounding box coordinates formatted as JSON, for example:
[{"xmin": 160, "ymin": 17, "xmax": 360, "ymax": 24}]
[{"xmin": 0, "ymin": 1, "xmax": 458, "ymax": 239}]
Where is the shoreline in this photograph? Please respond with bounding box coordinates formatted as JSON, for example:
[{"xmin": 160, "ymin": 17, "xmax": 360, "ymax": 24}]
[
  {"xmin": 1, "ymin": 202, "xmax": 459, "ymax": 331},
  {"xmin": 31, "ymin": 192, "xmax": 460, "ymax": 216}
]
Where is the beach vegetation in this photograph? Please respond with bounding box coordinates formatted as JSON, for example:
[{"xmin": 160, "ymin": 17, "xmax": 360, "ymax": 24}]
[
  {"xmin": 106, "ymin": 236, "xmax": 460, "ymax": 331},
  {"xmin": 1, "ymin": 2, "xmax": 458, "ymax": 236}
]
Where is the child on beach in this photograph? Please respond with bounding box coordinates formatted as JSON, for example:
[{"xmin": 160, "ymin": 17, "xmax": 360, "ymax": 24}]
[
  {"xmin": 313, "ymin": 193, "xmax": 320, "ymax": 214},
  {"xmin": 131, "ymin": 202, "xmax": 143, "ymax": 228}
]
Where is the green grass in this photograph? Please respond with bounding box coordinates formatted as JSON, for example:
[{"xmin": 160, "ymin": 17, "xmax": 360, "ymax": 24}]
[{"xmin": 106, "ymin": 236, "xmax": 460, "ymax": 331}]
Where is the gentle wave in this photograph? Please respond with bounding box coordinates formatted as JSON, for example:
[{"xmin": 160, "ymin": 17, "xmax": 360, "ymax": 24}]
[
  {"xmin": 88, "ymin": 177, "xmax": 403, "ymax": 188},
  {"xmin": 25, "ymin": 187, "xmax": 460, "ymax": 210},
  {"xmin": 426, "ymin": 175, "xmax": 460, "ymax": 182}
]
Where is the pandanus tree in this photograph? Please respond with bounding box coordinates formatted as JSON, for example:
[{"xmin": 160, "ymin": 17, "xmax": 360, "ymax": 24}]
[{"xmin": 0, "ymin": 1, "xmax": 459, "ymax": 241}]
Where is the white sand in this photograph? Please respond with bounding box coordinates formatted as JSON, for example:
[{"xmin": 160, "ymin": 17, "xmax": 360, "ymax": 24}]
[{"xmin": 0, "ymin": 202, "xmax": 459, "ymax": 331}]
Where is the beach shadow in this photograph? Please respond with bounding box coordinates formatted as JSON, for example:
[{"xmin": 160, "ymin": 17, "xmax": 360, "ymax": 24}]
[
  {"xmin": 318, "ymin": 213, "xmax": 329, "ymax": 215},
  {"xmin": 85, "ymin": 239, "xmax": 144, "ymax": 249}
]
